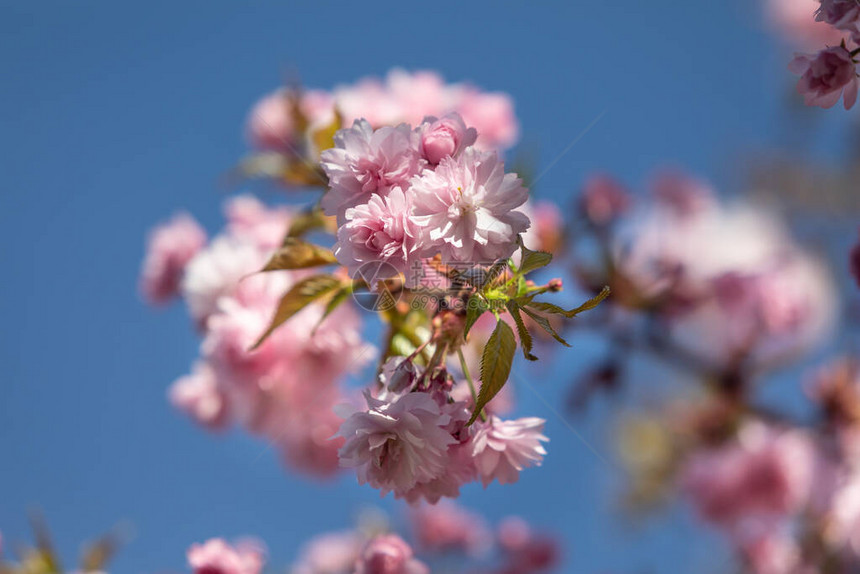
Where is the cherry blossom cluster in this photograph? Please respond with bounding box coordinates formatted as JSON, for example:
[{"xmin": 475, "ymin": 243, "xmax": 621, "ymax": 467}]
[
  {"xmin": 141, "ymin": 67, "xmax": 590, "ymax": 502},
  {"xmin": 787, "ymin": 0, "xmax": 860, "ymax": 109},
  {"xmin": 337, "ymin": 357, "xmax": 548, "ymax": 504},
  {"xmin": 571, "ymin": 171, "xmax": 834, "ymax": 380},
  {"xmin": 320, "ymin": 113, "xmax": 530, "ymax": 285},
  {"xmin": 140, "ymin": 195, "xmax": 372, "ymax": 477},
  {"xmin": 246, "ymin": 68, "xmax": 519, "ymax": 156},
  {"xmin": 181, "ymin": 502, "xmax": 558, "ymax": 574}
]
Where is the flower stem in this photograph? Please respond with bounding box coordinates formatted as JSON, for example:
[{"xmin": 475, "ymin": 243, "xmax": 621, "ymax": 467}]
[{"xmin": 458, "ymin": 347, "xmax": 486, "ymax": 422}]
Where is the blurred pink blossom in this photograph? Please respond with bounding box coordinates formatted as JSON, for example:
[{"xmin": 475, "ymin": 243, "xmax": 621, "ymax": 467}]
[
  {"xmin": 181, "ymin": 235, "xmax": 266, "ymax": 325},
  {"xmin": 850, "ymin": 228, "xmax": 860, "ymax": 288},
  {"xmin": 224, "ymin": 195, "xmax": 292, "ymax": 251},
  {"xmin": 681, "ymin": 423, "xmax": 815, "ymax": 528},
  {"xmin": 187, "ymin": 538, "xmax": 264, "ymax": 574},
  {"xmin": 353, "ymin": 534, "xmax": 428, "ymax": 574},
  {"xmin": 817, "ymin": 0, "xmax": 860, "ymax": 38},
  {"xmin": 614, "ymin": 194, "xmax": 836, "ymax": 367},
  {"xmin": 766, "ymin": 0, "xmax": 845, "ymax": 48},
  {"xmin": 168, "ymin": 361, "xmax": 229, "ymax": 430},
  {"xmin": 580, "ymin": 174, "xmax": 631, "ymax": 226},
  {"xmin": 454, "ymin": 88, "xmax": 519, "ymax": 151},
  {"xmin": 333, "ymin": 69, "xmax": 518, "ymax": 151},
  {"xmin": 734, "ymin": 521, "xmax": 802, "ymax": 574},
  {"xmin": 497, "ymin": 516, "xmax": 560, "ymax": 574},
  {"xmin": 291, "ymin": 531, "xmax": 363, "ymax": 574},
  {"xmin": 245, "ymin": 88, "xmax": 335, "ymax": 151},
  {"xmin": 409, "ymin": 500, "xmax": 491, "ymax": 557},
  {"xmin": 140, "ymin": 212, "xmax": 206, "ymax": 305},
  {"xmin": 650, "ymin": 170, "xmax": 716, "ymax": 218}
]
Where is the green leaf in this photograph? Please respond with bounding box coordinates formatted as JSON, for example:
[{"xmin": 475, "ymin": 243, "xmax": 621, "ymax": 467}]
[
  {"xmin": 250, "ymin": 275, "xmax": 341, "ymax": 350},
  {"xmin": 259, "ymin": 238, "xmax": 338, "ymax": 272},
  {"xmin": 313, "ymin": 284, "xmax": 352, "ymax": 334},
  {"xmin": 565, "ymin": 285, "xmax": 611, "ymax": 316},
  {"xmin": 469, "ymin": 319, "xmax": 516, "ymax": 424},
  {"xmin": 506, "ymin": 301, "xmax": 538, "ymax": 361},
  {"xmin": 464, "ymin": 296, "xmax": 489, "ymax": 339},
  {"xmin": 526, "ymin": 285, "xmax": 611, "ymax": 318},
  {"xmin": 517, "ymin": 237, "xmax": 553, "ymax": 275},
  {"xmin": 520, "ymin": 306, "xmax": 571, "ymax": 347}
]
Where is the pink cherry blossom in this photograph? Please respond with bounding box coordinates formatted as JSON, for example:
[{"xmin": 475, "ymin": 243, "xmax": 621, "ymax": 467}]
[
  {"xmin": 817, "ymin": 0, "xmax": 860, "ymax": 37},
  {"xmin": 399, "ymin": 429, "xmax": 477, "ymax": 504},
  {"xmin": 168, "ymin": 361, "xmax": 229, "ymax": 430},
  {"xmin": 336, "ymin": 391, "xmax": 457, "ymax": 498},
  {"xmin": 291, "ymin": 531, "xmax": 363, "ymax": 574},
  {"xmin": 320, "ymin": 120, "xmax": 424, "ymax": 220},
  {"xmin": 334, "ymin": 187, "xmax": 422, "ymax": 287},
  {"xmin": 790, "ymin": 46, "xmax": 859, "ymax": 110},
  {"xmin": 140, "ymin": 212, "xmax": 207, "ymax": 305},
  {"xmin": 680, "ymin": 423, "xmax": 815, "ymax": 528},
  {"xmin": 411, "ymin": 148, "xmax": 530, "ymax": 263},
  {"xmin": 470, "ymin": 416, "xmax": 548, "ymax": 486},
  {"xmin": 409, "ymin": 500, "xmax": 491, "ymax": 557},
  {"xmin": 418, "ymin": 113, "xmax": 477, "ymax": 165},
  {"xmin": 186, "ymin": 538, "xmax": 264, "ymax": 574},
  {"xmin": 353, "ymin": 534, "xmax": 429, "ymax": 574}
]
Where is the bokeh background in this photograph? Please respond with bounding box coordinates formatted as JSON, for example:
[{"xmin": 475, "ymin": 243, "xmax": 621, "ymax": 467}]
[{"xmin": 1, "ymin": 1, "xmax": 856, "ymax": 572}]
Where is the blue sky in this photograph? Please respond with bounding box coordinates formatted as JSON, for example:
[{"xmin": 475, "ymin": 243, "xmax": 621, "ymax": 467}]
[{"xmin": 0, "ymin": 1, "xmax": 845, "ymax": 572}]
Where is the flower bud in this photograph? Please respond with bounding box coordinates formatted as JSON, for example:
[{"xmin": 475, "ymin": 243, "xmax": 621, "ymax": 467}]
[
  {"xmin": 380, "ymin": 357, "xmax": 418, "ymax": 394},
  {"xmin": 420, "ymin": 114, "xmax": 477, "ymax": 165}
]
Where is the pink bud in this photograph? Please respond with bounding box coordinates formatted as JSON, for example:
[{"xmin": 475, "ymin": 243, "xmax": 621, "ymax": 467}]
[{"xmin": 420, "ymin": 114, "xmax": 477, "ymax": 164}]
